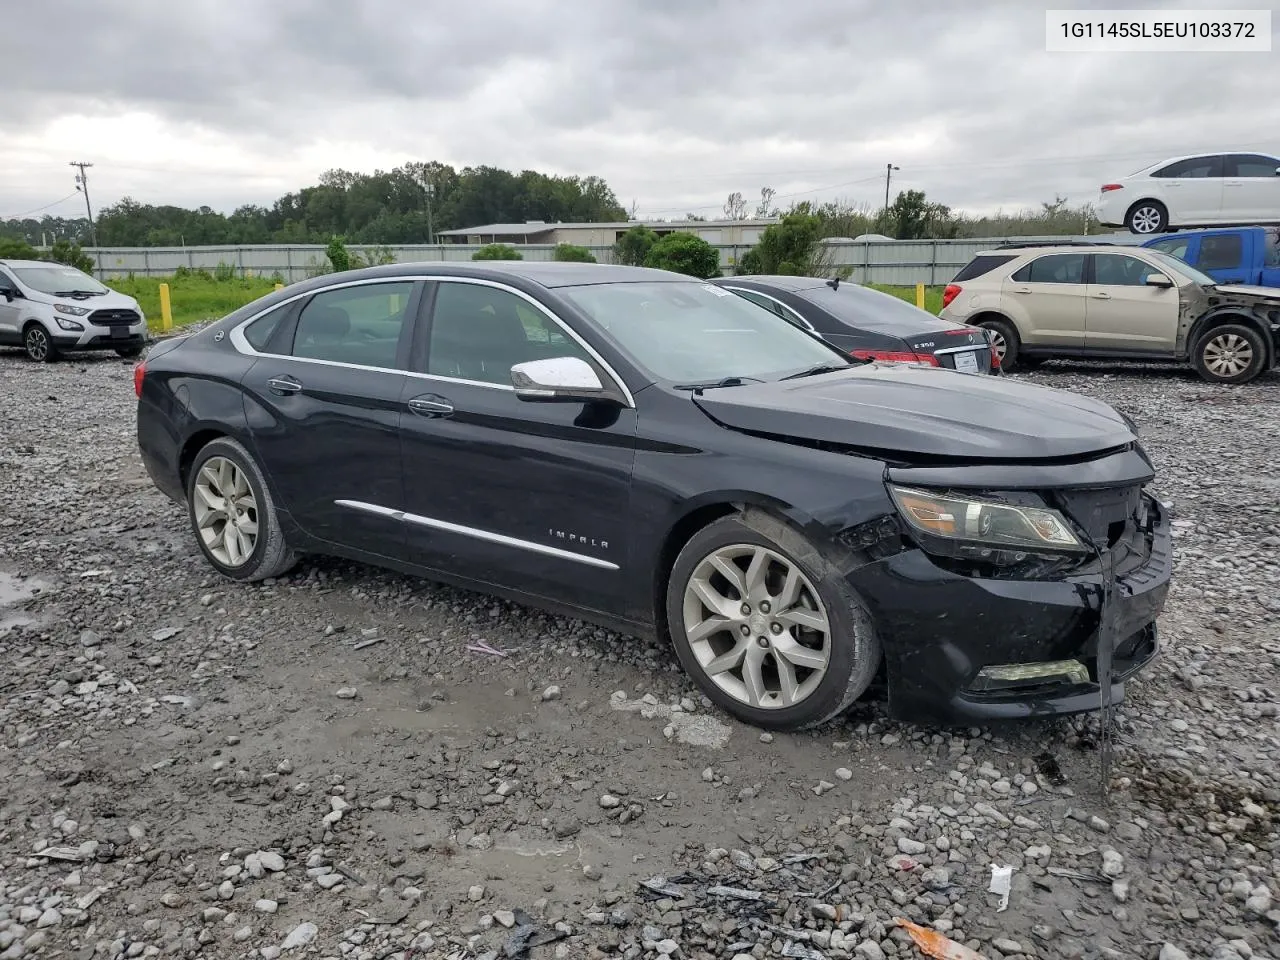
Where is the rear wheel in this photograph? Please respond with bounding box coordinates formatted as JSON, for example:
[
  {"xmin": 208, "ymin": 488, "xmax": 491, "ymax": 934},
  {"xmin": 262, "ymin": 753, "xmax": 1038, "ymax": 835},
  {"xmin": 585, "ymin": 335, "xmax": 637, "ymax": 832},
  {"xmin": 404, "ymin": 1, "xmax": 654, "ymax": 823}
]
[
  {"xmin": 23, "ymin": 324, "xmax": 58, "ymax": 363},
  {"xmin": 186, "ymin": 437, "xmax": 297, "ymax": 582},
  {"xmin": 1192, "ymin": 323, "xmax": 1267, "ymax": 384},
  {"xmin": 1126, "ymin": 200, "xmax": 1168, "ymax": 235},
  {"xmin": 665, "ymin": 513, "xmax": 881, "ymax": 731},
  {"xmin": 976, "ymin": 317, "xmax": 1025, "ymax": 371}
]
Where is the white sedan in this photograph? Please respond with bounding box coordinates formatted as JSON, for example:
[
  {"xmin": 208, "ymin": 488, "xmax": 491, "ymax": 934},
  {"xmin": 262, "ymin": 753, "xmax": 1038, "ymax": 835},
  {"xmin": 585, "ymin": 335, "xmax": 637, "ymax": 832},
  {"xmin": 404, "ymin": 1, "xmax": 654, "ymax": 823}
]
[{"xmin": 1096, "ymin": 152, "xmax": 1280, "ymax": 235}]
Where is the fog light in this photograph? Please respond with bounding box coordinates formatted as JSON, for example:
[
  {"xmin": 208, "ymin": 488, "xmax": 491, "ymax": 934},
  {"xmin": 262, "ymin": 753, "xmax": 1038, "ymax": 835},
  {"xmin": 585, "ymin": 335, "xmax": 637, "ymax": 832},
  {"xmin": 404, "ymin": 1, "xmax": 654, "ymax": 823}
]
[{"xmin": 972, "ymin": 659, "xmax": 1090, "ymax": 692}]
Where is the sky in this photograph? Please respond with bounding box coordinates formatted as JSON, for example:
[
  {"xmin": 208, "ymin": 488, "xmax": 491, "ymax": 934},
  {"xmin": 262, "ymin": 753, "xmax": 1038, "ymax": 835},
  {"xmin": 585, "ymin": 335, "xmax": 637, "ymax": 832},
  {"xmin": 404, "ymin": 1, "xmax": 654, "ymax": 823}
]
[{"xmin": 3, "ymin": 0, "xmax": 1278, "ymax": 226}]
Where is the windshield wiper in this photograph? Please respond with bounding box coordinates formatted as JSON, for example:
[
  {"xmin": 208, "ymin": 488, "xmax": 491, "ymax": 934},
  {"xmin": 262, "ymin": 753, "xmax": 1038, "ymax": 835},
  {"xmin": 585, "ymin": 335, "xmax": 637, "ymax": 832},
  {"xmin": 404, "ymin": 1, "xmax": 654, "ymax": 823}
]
[
  {"xmin": 673, "ymin": 376, "xmax": 763, "ymax": 391},
  {"xmin": 779, "ymin": 360, "xmax": 858, "ymax": 381}
]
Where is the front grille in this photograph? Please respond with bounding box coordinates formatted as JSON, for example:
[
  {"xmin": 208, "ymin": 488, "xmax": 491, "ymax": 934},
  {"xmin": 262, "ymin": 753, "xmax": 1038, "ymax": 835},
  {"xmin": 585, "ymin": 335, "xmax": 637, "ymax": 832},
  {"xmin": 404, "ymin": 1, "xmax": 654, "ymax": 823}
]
[{"xmin": 88, "ymin": 309, "xmax": 140, "ymax": 327}]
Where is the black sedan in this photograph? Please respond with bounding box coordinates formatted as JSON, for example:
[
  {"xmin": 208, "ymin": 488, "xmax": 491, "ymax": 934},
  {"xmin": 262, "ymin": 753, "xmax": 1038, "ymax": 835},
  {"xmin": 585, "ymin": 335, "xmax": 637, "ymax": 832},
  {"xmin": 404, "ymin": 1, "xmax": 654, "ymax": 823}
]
[
  {"xmin": 709, "ymin": 274, "xmax": 999, "ymax": 374},
  {"xmin": 135, "ymin": 262, "xmax": 1171, "ymax": 730}
]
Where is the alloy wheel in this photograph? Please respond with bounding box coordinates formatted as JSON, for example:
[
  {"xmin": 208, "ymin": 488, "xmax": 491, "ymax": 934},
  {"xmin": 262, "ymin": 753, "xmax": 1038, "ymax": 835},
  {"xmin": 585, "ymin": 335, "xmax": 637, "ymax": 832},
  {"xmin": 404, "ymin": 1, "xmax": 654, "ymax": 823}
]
[
  {"xmin": 1130, "ymin": 206, "xmax": 1164, "ymax": 233},
  {"xmin": 193, "ymin": 456, "xmax": 260, "ymax": 567},
  {"xmin": 681, "ymin": 544, "xmax": 831, "ymax": 710},
  {"xmin": 25, "ymin": 328, "xmax": 49, "ymax": 361},
  {"xmin": 987, "ymin": 330, "xmax": 1008, "ymax": 363},
  {"xmin": 1202, "ymin": 332, "xmax": 1254, "ymax": 379}
]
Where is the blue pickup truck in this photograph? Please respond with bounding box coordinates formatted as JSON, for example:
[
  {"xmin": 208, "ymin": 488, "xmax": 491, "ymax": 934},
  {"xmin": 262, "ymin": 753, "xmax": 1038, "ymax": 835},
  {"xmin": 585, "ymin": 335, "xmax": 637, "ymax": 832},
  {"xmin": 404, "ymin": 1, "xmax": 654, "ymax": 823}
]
[{"xmin": 1141, "ymin": 226, "xmax": 1280, "ymax": 287}]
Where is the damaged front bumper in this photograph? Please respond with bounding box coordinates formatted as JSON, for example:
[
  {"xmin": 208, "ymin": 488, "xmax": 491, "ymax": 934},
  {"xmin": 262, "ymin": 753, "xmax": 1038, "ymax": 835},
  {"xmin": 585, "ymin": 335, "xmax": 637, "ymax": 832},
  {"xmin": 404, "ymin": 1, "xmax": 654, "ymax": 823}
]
[{"xmin": 849, "ymin": 493, "xmax": 1172, "ymax": 726}]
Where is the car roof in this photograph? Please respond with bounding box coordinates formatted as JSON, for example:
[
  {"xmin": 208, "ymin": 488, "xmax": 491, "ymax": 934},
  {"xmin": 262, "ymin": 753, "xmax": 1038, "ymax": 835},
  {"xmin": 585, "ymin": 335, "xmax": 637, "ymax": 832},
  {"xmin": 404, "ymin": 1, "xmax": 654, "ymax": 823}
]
[
  {"xmin": 711, "ymin": 275, "xmax": 831, "ymax": 292},
  {"xmin": 296, "ymin": 260, "xmax": 691, "ymax": 290},
  {"xmin": 984, "ymin": 242, "xmax": 1152, "ymax": 255},
  {"xmin": 0, "ymin": 259, "xmax": 61, "ymax": 268}
]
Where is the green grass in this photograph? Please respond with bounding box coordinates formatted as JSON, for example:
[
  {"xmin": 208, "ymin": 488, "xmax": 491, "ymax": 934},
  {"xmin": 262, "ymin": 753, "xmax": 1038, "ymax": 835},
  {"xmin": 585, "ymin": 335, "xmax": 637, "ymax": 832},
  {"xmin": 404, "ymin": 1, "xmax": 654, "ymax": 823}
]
[
  {"xmin": 100, "ymin": 276, "xmax": 949, "ymax": 336},
  {"xmin": 106, "ymin": 274, "xmax": 279, "ymax": 332}
]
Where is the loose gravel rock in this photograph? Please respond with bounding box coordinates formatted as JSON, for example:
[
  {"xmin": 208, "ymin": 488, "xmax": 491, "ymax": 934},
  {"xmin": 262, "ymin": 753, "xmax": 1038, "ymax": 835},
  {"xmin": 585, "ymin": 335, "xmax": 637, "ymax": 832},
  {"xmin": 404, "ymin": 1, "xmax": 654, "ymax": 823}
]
[{"xmin": 1, "ymin": 352, "xmax": 1279, "ymax": 960}]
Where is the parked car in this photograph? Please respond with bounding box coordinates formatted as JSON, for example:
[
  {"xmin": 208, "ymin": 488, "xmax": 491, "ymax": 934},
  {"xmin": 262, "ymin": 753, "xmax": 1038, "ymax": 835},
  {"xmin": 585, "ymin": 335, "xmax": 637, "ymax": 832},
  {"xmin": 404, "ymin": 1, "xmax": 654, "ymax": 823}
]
[
  {"xmin": 941, "ymin": 242, "xmax": 1280, "ymax": 383},
  {"xmin": 0, "ymin": 259, "xmax": 148, "ymax": 362},
  {"xmin": 1095, "ymin": 151, "xmax": 1280, "ymax": 235},
  {"xmin": 136, "ymin": 262, "xmax": 1171, "ymax": 729},
  {"xmin": 709, "ymin": 275, "xmax": 999, "ymax": 374},
  {"xmin": 1142, "ymin": 226, "xmax": 1280, "ymax": 287}
]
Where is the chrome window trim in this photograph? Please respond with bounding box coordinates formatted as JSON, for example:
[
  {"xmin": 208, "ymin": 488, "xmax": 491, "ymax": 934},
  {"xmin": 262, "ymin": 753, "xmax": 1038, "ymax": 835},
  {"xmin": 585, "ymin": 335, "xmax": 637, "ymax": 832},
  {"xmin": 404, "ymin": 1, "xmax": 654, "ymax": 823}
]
[
  {"xmin": 227, "ymin": 274, "xmax": 636, "ymax": 407},
  {"xmin": 932, "ymin": 344, "xmax": 987, "ymax": 356},
  {"xmin": 335, "ymin": 499, "xmax": 619, "ymax": 571},
  {"xmin": 720, "ymin": 284, "xmax": 817, "ymax": 332}
]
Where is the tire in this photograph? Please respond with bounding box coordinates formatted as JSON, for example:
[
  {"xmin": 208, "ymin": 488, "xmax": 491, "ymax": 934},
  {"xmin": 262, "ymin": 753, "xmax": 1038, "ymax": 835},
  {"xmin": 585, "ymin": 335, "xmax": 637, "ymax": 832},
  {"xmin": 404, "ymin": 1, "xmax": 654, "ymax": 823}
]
[
  {"xmin": 1126, "ymin": 200, "xmax": 1168, "ymax": 235},
  {"xmin": 23, "ymin": 324, "xmax": 58, "ymax": 363},
  {"xmin": 186, "ymin": 437, "xmax": 297, "ymax": 582},
  {"xmin": 976, "ymin": 317, "xmax": 1024, "ymax": 371},
  {"xmin": 664, "ymin": 513, "xmax": 881, "ymax": 731},
  {"xmin": 115, "ymin": 346, "xmax": 144, "ymax": 359},
  {"xmin": 1191, "ymin": 323, "xmax": 1267, "ymax": 384}
]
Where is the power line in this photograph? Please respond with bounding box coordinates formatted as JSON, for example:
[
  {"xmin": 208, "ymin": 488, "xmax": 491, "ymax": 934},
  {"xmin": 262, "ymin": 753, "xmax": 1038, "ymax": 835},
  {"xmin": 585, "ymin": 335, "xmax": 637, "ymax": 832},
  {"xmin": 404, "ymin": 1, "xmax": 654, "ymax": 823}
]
[{"xmin": 0, "ymin": 192, "xmax": 80, "ymax": 221}]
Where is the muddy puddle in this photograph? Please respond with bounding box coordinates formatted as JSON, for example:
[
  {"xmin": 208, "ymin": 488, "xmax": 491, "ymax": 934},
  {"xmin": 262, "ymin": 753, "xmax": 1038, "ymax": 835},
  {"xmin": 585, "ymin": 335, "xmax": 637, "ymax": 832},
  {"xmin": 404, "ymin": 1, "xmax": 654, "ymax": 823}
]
[{"xmin": 0, "ymin": 570, "xmax": 52, "ymax": 634}]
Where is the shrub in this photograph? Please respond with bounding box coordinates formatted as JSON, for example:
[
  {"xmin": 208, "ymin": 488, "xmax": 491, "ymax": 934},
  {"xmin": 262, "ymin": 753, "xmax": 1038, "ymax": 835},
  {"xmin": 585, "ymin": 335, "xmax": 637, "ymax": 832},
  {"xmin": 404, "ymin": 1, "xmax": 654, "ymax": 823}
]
[
  {"xmin": 471, "ymin": 243, "xmax": 523, "ymax": 261},
  {"xmin": 644, "ymin": 233, "xmax": 720, "ymax": 279},
  {"xmin": 326, "ymin": 236, "xmax": 351, "ymax": 273},
  {"xmin": 739, "ymin": 210, "xmax": 824, "ymax": 276},
  {"xmin": 612, "ymin": 225, "xmax": 658, "ymax": 266},
  {"xmin": 552, "ymin": 243, "xmax": 597, "ymax": 263},
  {"xmin": 213, "ymin": 261, "xmax": 237, "ymax": 282},
  {"xmin": 49, "ymin": 239, "xmax": 95, "ymax": 273},
  {"xmin": 0, "ymin": 237, "xmax": 38, "ymax": 259}
]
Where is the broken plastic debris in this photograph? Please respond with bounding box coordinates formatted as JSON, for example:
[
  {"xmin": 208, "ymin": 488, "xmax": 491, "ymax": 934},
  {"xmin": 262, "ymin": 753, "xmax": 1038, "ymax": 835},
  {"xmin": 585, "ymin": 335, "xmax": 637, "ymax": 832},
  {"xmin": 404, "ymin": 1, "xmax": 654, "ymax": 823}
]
[
  {"xmin": 894, "ymin": 918, "xmax": 989, "ymax": 959},
  {"xmin": 707, "ymin": 884, "xmax": 765, "ymax": 901},
  {"xmin": 988, "ymin": 864, "xmax": 1013, "ymax": 912},
  {"xmin": 466, "ymin": 639, "xmax": 507, "ymax": 657}
]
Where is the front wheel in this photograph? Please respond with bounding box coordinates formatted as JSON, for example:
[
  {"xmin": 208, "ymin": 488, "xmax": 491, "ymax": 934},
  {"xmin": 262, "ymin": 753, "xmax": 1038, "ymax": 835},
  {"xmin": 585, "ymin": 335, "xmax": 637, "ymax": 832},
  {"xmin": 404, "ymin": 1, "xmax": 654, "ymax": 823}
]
[
  {"xmin": 1192, "ymin": 323, "xmax": 1267, "ymax": 384},
  {"xmin": 186, "ymin": 437, "xmax": 297, "ymax": 582},
  {"xmin": 665, "ymin": 514, "xmax": 881, "ymax": 731},
  {"xmin": 23, "ymin": 324, "xmax": 58, "ymax": 363}
]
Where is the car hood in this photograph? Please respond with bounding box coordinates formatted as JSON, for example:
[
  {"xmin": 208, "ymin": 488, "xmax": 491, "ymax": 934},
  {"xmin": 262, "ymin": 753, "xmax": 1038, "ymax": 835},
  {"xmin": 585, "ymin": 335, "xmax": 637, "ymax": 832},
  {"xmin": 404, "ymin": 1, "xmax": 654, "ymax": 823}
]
[
  {"xmin": 1212, "ymin": 283, "xmax": 1280, "ymax": 302},
  {"xmin": 33, "ymin": 288, "xmax": 141, "ymax": 311},
  {"xmin": 691, "ymin": 363, "xmax": 1136, "ymax": 461}
]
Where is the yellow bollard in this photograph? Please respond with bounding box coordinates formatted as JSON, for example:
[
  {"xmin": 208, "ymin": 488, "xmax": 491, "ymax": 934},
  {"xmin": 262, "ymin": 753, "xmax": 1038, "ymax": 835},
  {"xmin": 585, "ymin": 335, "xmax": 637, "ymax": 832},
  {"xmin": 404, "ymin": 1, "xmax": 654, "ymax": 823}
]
[
  {"xmin": 275, "ymin": 283, "xmax": 284, "ymax": 291},
  {"xmin": 159, "ymin": 282, "xmax": 173, "ymax": 332},
  {"xmin": 915, "ymin": 282, "xmax": 926, "ymax": 310}
]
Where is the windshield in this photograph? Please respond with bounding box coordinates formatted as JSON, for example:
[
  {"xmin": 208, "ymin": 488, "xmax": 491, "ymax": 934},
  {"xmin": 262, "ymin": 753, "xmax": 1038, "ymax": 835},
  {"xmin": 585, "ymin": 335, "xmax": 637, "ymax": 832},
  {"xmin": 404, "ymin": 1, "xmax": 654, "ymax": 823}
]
[
  {"xmin": 1146, "ymin": 250, "xmax": 1217, "ymax": 286},
  {"xmin": 560, "ymin": 280, "xmax": 844, "ymax": 384},
  {"xmin": 11, "ymin": 264, "xmax": 109, "ymax": 296}
]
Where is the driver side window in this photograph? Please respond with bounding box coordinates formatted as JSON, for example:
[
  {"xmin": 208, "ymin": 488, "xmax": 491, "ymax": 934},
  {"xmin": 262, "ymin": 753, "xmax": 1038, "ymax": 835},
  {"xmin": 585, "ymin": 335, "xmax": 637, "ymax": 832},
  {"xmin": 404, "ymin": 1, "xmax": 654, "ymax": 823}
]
[{"xmin": 427, "ymin": 281, "xmax": 594, "ymax": 386}]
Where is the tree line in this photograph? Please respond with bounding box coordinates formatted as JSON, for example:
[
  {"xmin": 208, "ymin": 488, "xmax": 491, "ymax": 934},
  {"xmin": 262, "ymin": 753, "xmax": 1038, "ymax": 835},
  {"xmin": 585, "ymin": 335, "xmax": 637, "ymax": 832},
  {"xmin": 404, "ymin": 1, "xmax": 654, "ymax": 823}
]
[{"xmin": 1, "ymin": 160, "xmax": 1100, "ymax": 251}]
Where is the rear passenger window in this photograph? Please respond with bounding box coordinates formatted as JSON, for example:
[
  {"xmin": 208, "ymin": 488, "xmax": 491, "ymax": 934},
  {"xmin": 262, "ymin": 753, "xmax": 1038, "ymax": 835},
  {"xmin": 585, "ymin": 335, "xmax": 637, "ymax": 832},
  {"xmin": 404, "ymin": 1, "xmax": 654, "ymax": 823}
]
[
  {"xmin": 1265, "ymin": 229, "xmax": 1280, "ymax": 267},
  {"xmin": 291, "ymin": 282, "xmax": 415, "ymax": 369},
  {"xmin": 243, "ymin": 304, "xmax": 288, "ymax": 351},
  {"xmin": 952, "ymin": 255, "xmax": 1017, "ymax": 282},
  {"xmin": 1198, "ymin": 235, "xmax": 1243, "ymax": 271},
  {"xmin": 1147, "ymin": 237, "xmax": 1191, "ymax": 261},
  {"xmin": 1152, "ymin": 156, "xmax": 1223, "ymax": 178},
  {"xmin": 1010, "ymin": 254, "xmax": 1085, "ymax": 284}
]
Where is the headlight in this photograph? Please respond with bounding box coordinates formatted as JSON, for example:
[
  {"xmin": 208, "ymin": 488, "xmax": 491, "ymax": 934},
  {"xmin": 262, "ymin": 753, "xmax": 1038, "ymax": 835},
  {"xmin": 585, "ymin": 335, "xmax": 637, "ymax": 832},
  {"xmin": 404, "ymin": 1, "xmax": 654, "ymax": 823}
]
[
  {"xmin": 55, "ymin": 304, "xmax": 91, "ymax": 317},
  {"xmin": 54, "ymin": 317, "xmax": 84, "ymax": 331},
  {"xmin": 888, "ymin": 485, "xmax": 1087, "ymax": 555}
]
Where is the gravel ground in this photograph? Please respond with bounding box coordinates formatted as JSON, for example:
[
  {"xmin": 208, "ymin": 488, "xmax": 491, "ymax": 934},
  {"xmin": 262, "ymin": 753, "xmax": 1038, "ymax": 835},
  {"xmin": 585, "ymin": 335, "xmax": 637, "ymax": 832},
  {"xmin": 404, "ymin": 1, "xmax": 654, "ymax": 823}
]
[{"xmin": 2, "ymin": 346, "xmax": 1279, "ymax": 960}]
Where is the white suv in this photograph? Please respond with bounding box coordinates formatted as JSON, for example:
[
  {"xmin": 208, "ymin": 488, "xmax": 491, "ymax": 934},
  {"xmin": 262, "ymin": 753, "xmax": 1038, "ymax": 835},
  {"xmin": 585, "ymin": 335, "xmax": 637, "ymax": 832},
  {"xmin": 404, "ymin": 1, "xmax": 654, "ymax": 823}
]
[
  {"xmin": 0, "ymin": 259, "xmax": 148, "ymax": 362},
  {"xmin": 1096, "ymin": 152, "xmax": 1280, "ymax": 234},
  {"xmin": 940, "ymin": 242, "xmax": 1280, "ymax": 384}
]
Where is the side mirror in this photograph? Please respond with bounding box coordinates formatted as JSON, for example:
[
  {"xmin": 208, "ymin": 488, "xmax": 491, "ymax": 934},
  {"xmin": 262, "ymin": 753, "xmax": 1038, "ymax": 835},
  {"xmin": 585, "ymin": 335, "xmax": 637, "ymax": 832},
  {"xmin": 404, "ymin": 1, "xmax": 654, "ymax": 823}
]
[
  {"xmin": 1, "ymin": 288, "xmax": 14, "ymax": 302},
  {"xmin": 1145, "ymin": 273, "xmax": 1174, "ymax": 288},
  {"xmin": 511, "ymin": 356, "xmax": 610, "ymax": 402},
  {"xmin": 1274, "ymin": 166, "xmax": 1280, "ymax": 176}
]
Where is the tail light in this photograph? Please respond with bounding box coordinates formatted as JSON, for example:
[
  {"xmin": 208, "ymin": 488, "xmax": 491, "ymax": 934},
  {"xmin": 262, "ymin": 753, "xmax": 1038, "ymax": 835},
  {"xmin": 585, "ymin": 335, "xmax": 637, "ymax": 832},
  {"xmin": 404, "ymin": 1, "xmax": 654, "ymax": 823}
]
[
  {"xmin": 851, "ymin": 349, "xmax": 939, "ymax": 366},
  {"xmin": 133, "ymin": 361, "xmax": 146, "ymax": 398},
  {"xmin": 989, "ymin": 341, "xmax": 1001, "ymax": 369},
  {"xmin": 941, "ymin": 284, "xmax": 962, "ymax": 309},
  {"xmin": 1101, "ymin": 183, "xmax": 1124, "ymax": 193}
]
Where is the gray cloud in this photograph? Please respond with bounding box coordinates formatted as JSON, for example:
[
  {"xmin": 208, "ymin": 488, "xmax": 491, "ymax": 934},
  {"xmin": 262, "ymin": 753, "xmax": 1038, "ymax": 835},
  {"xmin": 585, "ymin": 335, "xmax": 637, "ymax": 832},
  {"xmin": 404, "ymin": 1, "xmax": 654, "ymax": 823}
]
[{"xmin": 3, "ymin": 0, "xmax": 1278, "ymax": 222}]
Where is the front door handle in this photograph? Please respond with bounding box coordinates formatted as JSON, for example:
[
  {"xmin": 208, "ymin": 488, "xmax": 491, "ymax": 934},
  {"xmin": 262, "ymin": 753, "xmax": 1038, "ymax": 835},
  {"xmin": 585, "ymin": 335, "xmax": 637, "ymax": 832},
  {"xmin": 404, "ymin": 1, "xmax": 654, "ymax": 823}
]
[
  {"xmin": 1013, "ymin": 287, "xmax": 1032, "ymax": 294},
  {"xmin": 267, "ymin": 376, "xmax": 302, "ymax": 395},
  {"xmin": 1092, "ymin": 292, "xmax": 1112, "ymax": 299},
  {"xmin": 407, "ymin": 395, "xmax": 454, "ymax": 418}
]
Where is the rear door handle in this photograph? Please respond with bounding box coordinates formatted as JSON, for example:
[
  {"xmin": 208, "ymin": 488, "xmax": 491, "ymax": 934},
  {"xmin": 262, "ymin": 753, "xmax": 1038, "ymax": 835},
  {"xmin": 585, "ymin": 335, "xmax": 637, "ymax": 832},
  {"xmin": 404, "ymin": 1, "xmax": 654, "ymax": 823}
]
[
  {"xmin": 1092, "ymin": 292, "xmax": 1112, "ymax": 299},
  {"xmin": 407, "ymin": 395, "xmax": 454, "ymax": 418},
  {"xmin": 1013, "ymin": 287, "xmax": 1032, "ymax": 294},
  {"xmin": 266, "ymin": 376, "xmax": 302, "ymax": 395}
]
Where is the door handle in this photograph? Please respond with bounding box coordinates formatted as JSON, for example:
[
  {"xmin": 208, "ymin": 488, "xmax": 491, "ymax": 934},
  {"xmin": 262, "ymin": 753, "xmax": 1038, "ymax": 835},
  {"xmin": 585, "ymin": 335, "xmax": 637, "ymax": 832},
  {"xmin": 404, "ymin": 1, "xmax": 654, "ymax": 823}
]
[
  {"xmin": 266, "ymin": 376, "xmax": 302, "ymax": 395},
  {"xmin": 1091, "ymin": 292, "xmax": 1112, "ymax": 299},
  {"xmin": 407, "ymin": 395, "xmax": 454, "ymax": 417},
  {"xmin": 1013, "ymin": 287, "xmax": 1032, "ymax": 294},
  {"xmin": 1225, "ymin": 181, "xmax": 1243, "ymax": 187}
]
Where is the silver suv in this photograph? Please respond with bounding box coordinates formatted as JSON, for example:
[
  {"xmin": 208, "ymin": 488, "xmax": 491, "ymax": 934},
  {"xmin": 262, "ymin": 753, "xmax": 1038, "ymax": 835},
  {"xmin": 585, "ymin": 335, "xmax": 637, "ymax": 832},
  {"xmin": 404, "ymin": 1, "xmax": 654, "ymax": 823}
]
[
  {"xmin": 940, "ymin": 242, "xmax": 1280, "ymax": 384},
  {"xmin": 0, "ymin": 259, "xmax": 148, "ymax": 362}
]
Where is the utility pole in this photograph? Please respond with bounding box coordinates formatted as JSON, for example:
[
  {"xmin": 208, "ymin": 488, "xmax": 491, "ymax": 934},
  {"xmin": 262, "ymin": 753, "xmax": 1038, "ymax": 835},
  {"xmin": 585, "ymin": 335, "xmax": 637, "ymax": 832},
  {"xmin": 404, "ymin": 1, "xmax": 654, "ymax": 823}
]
[
  {"xmin": 424, "ymin": 181, "xmax": 435, "ymax": 245},
  {"xmin": 70, "ymin": 161, "xmax": 96, "ymax": 246},
  {"xmin": 884, "ymin": 163, "xmax": 900, "ymax": 213}
]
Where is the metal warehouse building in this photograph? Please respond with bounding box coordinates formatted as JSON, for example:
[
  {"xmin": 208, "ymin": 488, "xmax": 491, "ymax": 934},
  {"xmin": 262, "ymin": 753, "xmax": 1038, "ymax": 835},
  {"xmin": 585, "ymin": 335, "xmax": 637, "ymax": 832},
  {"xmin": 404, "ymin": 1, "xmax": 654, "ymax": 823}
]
[{"xmin": 434, "ymin": 218, "xmax": 780, "ymax": 247}]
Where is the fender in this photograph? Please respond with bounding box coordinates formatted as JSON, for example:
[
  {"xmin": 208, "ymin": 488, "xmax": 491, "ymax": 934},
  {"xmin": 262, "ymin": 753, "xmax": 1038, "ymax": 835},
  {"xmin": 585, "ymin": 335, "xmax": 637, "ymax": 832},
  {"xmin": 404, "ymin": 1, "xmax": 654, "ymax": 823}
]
[{"xmin": 1185, "ymin": 307, "xmax": 1276, "ymax": 367}]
